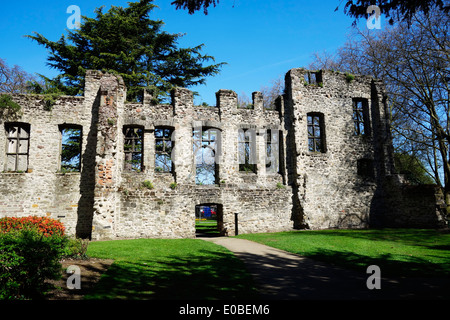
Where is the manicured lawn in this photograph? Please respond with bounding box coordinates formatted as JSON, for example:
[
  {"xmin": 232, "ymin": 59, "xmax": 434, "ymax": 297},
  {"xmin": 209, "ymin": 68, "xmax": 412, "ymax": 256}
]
[
  {"xmin": 85, "ymin": 238, "xmax": 258, "ymax": 300},
  {"xmin": 236, "ymin": 229, "xmax": 450, "ymax": 277},
  {"xmin": 82, "ymin": 229, "xmax": 449, "ymax": 299},
  {"xmin": 195, "ymin": 220, "xmax": 219, "ymax": 236}
]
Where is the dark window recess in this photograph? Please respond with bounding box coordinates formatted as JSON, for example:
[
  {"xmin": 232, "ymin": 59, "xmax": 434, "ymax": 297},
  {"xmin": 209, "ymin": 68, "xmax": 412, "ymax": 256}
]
[
  {"xmin": 60, "ymin": 126, "xmax": 82, "ymax": 172},
  {"xmin": 124, "ymin": 126, "xmax": 143, "ymax": 172},
  {"xmin": 307, "ymin": 113, "xmax": 326, "ymax": 153},
  {"xmin": 238, "ymin": 128, "xmax": 257, "ymax": 173},
  {"xmin": 357, "ymin": 158, "xmax": 374, "ymax": 178},
  {"xmin": 353, "ymin": 98, "xmax": 370, "ymax": 136},
  {"xmin": 155, "ymin": 127, "xmax": 174, "ymax": 173},
  {"xmin": 265, "ymin": 129, "xmax": 280, "ymax": 173},
  {"xmin": 5, "ymin": 123, "xmax": 30, "ymax": 172},
  {"xmin": 304, "ymin": 71, "xmax": 323, "ymax": 85}
]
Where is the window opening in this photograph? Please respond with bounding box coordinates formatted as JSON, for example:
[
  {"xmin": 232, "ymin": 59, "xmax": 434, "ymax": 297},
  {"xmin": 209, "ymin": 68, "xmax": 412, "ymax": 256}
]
[
  {"xmin": 238, "ymin": 128, "xmax": 257, "ymax": 173},
  {"xmin": 124, "ymin": 126, "xmax": 143, "ymax": 172},
  {"xmin": 307, "ymin": 114, "xmax": 325, "ymax": 153},
  {"xmin": 194, "ymin": 128, "xmax": 220, "ymax": 185},
  {"xmin": 5, "ymin": 123, "xmax": 30, "ymax": 172},
  {"xmin": 304, "ymin": 71, "xmax": 322, "ymax": 85},
  {"xmin": 155, "ymin": 127, "xmax": 173, "ymax": 173},
  {"xmin": 265, "ymin": 129, "xmax": 280, "ymax": 173},
  {"xmin": 60, "ymin": 126, "xmax": 82, "ymax": 172},
  {"xmin": 357, "ymin": 158, "xmax": 374, "ymax": 178},
  {"xmin": 353, "ymin": 98, "xmax": 370, "ymax": 136}
]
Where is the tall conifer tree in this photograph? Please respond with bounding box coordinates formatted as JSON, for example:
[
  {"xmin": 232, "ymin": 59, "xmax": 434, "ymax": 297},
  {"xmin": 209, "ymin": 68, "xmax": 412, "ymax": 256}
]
[{"xmin": 27, "ymin": 0, "xmax": 224, "ymax": 101}]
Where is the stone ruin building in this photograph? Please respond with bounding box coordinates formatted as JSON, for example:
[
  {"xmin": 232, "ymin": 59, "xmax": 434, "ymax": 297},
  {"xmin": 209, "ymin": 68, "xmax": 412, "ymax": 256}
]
[{"xmin": 0, "ymin": 68, "xmax": 446, "ymax": 240}]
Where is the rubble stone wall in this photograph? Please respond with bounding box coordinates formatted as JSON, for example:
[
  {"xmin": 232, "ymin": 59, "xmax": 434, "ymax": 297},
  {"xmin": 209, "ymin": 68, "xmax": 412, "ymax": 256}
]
[{"xmin": 0, "ymin": 68, "xmax": 445, "ymax": 240}]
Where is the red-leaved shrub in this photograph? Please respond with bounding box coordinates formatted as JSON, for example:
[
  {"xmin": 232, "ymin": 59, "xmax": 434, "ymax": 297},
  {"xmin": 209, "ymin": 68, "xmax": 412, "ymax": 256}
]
[{"xmin": 0, "ymin": 216, "xmax": 65, "ymax": 237}]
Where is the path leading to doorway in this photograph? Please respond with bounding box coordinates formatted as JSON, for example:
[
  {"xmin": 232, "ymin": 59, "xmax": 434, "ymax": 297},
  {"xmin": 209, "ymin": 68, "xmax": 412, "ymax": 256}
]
[{"xmin": 202, "ymin": 237, "xmax": 450, "ymax": 300}]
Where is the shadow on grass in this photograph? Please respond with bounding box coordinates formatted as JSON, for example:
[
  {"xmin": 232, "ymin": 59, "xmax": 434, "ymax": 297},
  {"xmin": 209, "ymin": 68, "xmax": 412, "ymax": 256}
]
[
  {"xmin": 303, "ymin": 248, "xmax": 450, "ymax": 278},
  {"xmin": 224, "ymin": 248, "xmax": 450, "ymax": 300},
  {"xmin": 298, "ymin": 228, "xmax": 449, "ymax": 249},
  {"xmin": 84, "ymin": 249, "xmax": 259, "ymax": 300}
]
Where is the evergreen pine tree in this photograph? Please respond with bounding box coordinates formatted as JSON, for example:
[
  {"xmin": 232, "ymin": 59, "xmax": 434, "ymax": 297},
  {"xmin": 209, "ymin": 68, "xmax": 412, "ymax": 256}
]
[{"xmin": 27, "ymin": 0, "xmax": 224, "ymax": 101}]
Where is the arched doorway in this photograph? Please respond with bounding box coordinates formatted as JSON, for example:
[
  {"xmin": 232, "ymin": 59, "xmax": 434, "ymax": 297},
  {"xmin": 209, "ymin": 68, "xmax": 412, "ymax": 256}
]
[{"xmin": 195, "ymin": 203, "xmax": 223, "ymax": 237}]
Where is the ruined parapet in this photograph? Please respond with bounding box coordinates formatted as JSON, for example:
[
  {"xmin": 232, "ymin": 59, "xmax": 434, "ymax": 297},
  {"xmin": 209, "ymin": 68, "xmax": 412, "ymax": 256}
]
[{"xmin": 172, "ymin": 87, "xmax": 194, "ymax": 116}]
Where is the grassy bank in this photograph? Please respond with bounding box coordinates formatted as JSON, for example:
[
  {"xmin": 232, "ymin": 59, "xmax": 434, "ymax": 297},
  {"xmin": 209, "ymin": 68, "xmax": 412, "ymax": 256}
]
[
  {"xmin": 236, "ymin": 228, "xmax": 450, "ymax": 277},
  {"xmin": 85, "ymin": 238, "xmax": 258, "ymax": 300}
]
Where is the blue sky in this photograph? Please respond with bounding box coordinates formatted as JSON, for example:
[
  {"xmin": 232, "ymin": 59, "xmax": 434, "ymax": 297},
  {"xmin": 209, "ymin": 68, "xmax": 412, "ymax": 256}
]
[{"xmin": 0, "ymin": 0, "xmax": 373, "ymax": 105}]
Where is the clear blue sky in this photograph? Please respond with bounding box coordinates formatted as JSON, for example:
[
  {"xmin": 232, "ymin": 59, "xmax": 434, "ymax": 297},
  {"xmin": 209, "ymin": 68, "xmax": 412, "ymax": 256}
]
[{"xmin": 0, "ymin": 0, "xmax": 373, "ymax": 105}]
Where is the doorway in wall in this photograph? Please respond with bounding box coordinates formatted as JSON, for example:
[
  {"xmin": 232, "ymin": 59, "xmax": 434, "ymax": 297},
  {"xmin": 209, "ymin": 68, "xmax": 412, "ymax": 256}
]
[{"xmin": 195, "ymin": 203, "xmax": 223, "ymax": 237}]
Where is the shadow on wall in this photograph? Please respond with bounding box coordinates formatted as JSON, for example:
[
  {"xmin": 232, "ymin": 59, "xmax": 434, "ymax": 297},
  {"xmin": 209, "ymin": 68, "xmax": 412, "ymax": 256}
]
[{"xmin": 76, "ymin": 90, "xmax": 100, "ymax": 239}]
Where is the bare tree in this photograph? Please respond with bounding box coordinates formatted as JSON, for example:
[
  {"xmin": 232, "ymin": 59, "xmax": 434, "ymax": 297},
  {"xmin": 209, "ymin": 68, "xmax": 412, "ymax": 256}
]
[
  {"xmin": 260, "ymin": 76, "xmax": 285, "ymax": 110},
  {"xmin": 236, "ymin": 76, "xmax": 285, "ymax": 110},
  {"xmin": 309, "ymin": 7, "xmax": 450, "ymax": 213},
  {"xmin": 0, "ymin": 58, "xmax": 36, "ymax": 94}
]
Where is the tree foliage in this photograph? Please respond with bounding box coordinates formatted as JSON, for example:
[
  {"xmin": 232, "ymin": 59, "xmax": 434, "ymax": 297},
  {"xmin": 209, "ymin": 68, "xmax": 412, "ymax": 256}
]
[
  {"xmin": 394, "ymin": 153, "xmax": 434, "ymax": 185},
  {"xmin": 340, "ymin": 0, "xmax": 449, "ymax": 25},
  {"xmin": 171, "ymin": 0, "xmax": 220, "ymax": 14},
  {"xmin": 26, "ymin": 0, "xmax": 224, "ymax": 101},
  {"xmin": 170, "ymin": 0, "xmax": 450, "ymax": 24}
]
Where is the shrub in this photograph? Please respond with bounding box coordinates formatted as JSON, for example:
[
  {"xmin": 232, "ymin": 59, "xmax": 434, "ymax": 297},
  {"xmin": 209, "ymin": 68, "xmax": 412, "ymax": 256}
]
[
  {"xmin": 0, "ymin": 216, "xmax": 67, "ymax": 299},
  {"xmin": 42, "ymin": 93, "xmax": 61, "ymax": 111},
  {"xmin": 345, "ymin": 72, "xmax": 355, "ymax": 83},
  {"xmin": 276, "ymin": 182, "xmax": 286, "ymax": 189},
  {"xmin": 0, "ymin": 216, "xmax": 65, "ymax": 237},
  {"xmin": 63, "ymin": 238, "xmax": 90, "ymax": 259},
  {"xmin": 0, "ymin": 94, "xmax": 21, "ymax": 112},
  {"xmin": 142, "ymin": 180, "xmax": 154, "ymax": 189},
  {"xmin": 0, "ymin": 228, "xmax": 67, "ymax": 299}
]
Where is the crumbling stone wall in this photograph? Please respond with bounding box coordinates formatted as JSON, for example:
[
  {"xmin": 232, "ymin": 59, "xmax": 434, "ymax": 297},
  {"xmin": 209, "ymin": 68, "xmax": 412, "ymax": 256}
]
[
  {"xmin": 0, "ymin": 68, "xmax": 445, "ymax": 240},
  {"xmin": 284, "ymin": 69, "xmax": 391, "ymax": 229}
]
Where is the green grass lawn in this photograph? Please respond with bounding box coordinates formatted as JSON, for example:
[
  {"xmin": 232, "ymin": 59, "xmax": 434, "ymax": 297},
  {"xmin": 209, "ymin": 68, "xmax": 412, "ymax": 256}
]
[
  {"xmin": 85, "ymin": 238, "xmax": 258, "ymax": 300},
  {"xmin": 195, "ymin": 219, "xmax": 219, "ymax": 236},
  {"xmin": 82, "ymin": 228, "xmax": 449, "ymax": 299},
  {"xmin": 236, "ymin": 228, "xmax": 450, "ymax": 278}
]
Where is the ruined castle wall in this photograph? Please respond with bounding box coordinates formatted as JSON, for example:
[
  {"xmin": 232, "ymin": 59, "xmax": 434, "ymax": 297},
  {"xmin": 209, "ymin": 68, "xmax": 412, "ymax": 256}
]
[
  {"xmin": 284, "ymin": 69, "xmax": 390, "ymax": 229},
  {"xmin": 0, "ymin": 94, "xmax": 90, "ymax": 236},
  {"xmin": 1, "ymin": 68, "xmax": 443, "ymax": 240},
  {"xmin": 110, "ymin": 85, "xmax": 292, "ymax": 239}
]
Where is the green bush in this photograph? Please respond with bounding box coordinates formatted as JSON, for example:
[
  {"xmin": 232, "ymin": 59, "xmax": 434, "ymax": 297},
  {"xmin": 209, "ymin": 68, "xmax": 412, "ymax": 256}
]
[
  {"xmin": 0, "ymin": 94, "xmax": 21, "ymax": 112},
  {"xmin": 0, "ymin": 228, "xmax": 67, "ymax": 299},
  {"xmin": 345, "ymin": 72, "xmax": 355, "ymax": 83},
  {"xmin": 63, "ymin": 238, "xmax": 90, "ymax": 259}
]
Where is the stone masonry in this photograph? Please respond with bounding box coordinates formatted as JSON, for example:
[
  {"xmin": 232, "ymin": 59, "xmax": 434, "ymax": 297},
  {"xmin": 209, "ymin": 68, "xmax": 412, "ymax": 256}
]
[{"xmin": 0, "ymin": 68, "xmax": 446, "ymax": 240}]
